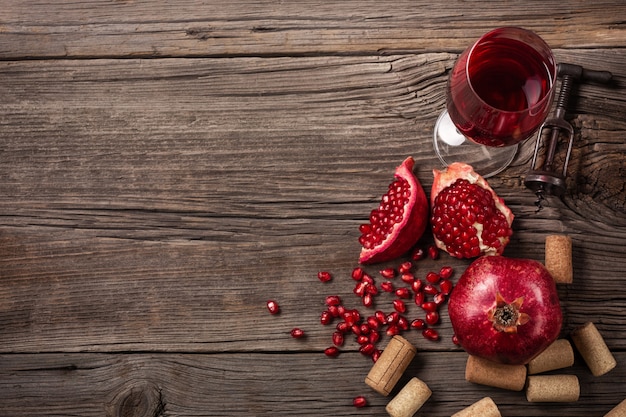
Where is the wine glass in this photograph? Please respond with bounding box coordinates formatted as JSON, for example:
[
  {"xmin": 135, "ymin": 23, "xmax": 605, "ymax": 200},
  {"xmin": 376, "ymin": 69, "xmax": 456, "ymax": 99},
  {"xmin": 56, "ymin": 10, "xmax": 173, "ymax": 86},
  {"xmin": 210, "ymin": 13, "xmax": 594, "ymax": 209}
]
[{"xmin": 433, "ymin": 27, "xmax": 557, "ymax": 178}]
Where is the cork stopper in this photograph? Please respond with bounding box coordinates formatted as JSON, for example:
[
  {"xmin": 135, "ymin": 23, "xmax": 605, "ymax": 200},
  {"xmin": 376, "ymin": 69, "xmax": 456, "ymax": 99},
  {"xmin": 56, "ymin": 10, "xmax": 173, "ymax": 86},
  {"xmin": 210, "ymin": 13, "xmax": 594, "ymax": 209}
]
[
  {"xmin": 365, "ymin": 335, "xmax": 416, "ymax": 396},
  {"xmin": 385, "ymin": 377, "xmax": 431, "ymax": 417},
  {"xmin": 526, "ymin": 375, "xmax": 580, "ymax": 402},
  {"xmin": 451, "ymin": 397, "xmax": 502, "ymax": 417},
  {"xmin": 545, "ymin": 234, "xmax": 573, "ymax": 284},
  {"xmin": 465, "ymin": 355, "xmax": 527, "ymax": 391},
  {"xmin": 527, "ymin": 339, "xmax": 575, "ymax": 374},
  {"xmin": 571, "ymin": 321, "xmax": 617, "ymax": 376},
  {"xmin": 604, "ymin": 398, "xmax": 626, "ymax": 417}
]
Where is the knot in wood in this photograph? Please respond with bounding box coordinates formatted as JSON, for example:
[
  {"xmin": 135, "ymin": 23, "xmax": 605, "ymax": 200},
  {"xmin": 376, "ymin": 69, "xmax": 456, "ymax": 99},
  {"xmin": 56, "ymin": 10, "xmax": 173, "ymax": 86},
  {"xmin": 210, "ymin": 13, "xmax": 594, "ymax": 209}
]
[{"xmin": 108, "ymin": 382, "xmax": 165, "ymax": 417}]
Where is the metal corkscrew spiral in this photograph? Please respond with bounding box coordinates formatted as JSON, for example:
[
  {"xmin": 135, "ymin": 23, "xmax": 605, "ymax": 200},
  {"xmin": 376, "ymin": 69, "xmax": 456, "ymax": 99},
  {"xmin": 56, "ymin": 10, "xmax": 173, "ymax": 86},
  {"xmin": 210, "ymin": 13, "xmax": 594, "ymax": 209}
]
[{"xmin": 524, "ymin": 63, "xmax": 613, "ymax": 211}]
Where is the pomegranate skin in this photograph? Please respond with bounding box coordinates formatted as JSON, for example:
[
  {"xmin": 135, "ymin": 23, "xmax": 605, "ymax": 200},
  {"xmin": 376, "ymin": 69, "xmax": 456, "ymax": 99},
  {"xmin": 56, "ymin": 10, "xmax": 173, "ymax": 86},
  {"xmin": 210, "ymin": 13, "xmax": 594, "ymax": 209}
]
[{"xmin": 448, "ymin": 256, "xmax": 562, "ymax": 365}]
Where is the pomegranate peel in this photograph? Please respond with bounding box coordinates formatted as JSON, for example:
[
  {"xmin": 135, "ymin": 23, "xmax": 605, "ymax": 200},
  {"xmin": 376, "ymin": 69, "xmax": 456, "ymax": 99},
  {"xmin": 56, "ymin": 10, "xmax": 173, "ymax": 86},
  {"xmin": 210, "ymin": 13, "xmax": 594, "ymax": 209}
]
[
  {"xmin": 358, "ymin": 156, "xmax": 428, "ymax": 264},
  {"xmin": 430, "ymin": 162, "xmax": 514, "ymax": 258}
]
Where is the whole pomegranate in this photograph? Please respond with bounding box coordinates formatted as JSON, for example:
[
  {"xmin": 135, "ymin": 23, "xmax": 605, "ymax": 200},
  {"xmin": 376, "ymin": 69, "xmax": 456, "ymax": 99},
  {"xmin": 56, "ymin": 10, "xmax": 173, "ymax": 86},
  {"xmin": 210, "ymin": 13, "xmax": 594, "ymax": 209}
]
[
  {"xmin": 430, "ymin": 162, "xmax": 514, "ymax": 258},
  {"xmin": 358, "ymin": 156, "xmax": 428, "ymax": 264},
  {"xmin": 448, "ymin": 256, "xmax": 562, "ymax": 365}
]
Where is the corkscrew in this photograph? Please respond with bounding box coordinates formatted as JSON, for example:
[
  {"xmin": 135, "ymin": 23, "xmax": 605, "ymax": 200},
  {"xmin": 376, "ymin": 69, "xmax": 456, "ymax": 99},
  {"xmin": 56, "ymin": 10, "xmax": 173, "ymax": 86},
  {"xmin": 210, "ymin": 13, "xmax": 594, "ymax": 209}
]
[{"xmin": 524, "ymin": 63, "xmax": 613, "ymax": 211}]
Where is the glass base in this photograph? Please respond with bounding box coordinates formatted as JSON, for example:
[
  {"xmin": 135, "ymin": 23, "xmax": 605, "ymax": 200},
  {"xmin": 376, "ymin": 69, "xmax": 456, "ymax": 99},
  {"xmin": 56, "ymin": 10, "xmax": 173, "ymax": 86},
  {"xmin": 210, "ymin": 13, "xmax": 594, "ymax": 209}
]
[{"xmin": 433, "ymin": 110, "xmax": 518, "ymax": 178}]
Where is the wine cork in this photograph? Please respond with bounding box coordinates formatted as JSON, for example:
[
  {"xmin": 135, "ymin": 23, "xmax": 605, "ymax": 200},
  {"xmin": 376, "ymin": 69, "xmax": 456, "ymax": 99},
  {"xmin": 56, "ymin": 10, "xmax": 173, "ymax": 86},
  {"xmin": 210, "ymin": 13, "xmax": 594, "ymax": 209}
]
[
  {"xmin": 604, "ymin": 399, "xmax": 626, "ymax": 417},
  {"xmin": 527, "ymin": 339, "xmax": 575, "ymax": 374},
  {"xmin": 545, "ymin": 234, "xmax": 573, "ymax": 284},
  {"xmin": 365, "ymin": 335, "xmax": 417, "ymax": 396},
  {"xmin": 451, "ymin": 397, "xmax": 502, "ymax": 417},
  {"xmin": 465, "ymin": 355, "xmax": 526, "ymax": 391},
  {"xmin": 571, "ymin": 322, "xmax": 617, "ymax": 376},
  {"xmin": 385, "ymin": 377, "xmax": 431, "ymax": 417},
  {"xmin": 526, "ymin": 375, "xmax": 580, "ymax": 402}
]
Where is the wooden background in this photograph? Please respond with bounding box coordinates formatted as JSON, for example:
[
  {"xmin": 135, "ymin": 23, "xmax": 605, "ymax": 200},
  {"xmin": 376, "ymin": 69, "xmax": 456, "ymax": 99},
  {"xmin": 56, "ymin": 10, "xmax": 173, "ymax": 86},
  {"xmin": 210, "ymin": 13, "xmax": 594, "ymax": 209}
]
[{"xmin": 0, "ymin": 1, "xmax": 625, "ymax": 416}]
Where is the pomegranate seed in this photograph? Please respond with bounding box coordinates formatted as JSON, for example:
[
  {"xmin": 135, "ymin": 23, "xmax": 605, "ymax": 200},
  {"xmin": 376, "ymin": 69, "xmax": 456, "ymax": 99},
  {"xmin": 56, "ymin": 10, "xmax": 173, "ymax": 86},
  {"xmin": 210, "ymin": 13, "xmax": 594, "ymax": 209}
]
[
  {"xmin": 411, "ymin": 318, "xmax": 426, "ymax": 329},
  {"xmin": 351, "ymin": 267, "xmax": 365, "ymax": 281},
  {"xmin": 317, "ymin": 271, "xmax": 332, "ymax": 282},
  {"xmin": 357, "ymin": 335, "xmax": 369, "ymax": 345},
  {"xmin": 324, "ymin": 346, "xmax": 340, "ymax": 357},
  {"xmin": 362, "ymin": 293, "xmax": 374, "ymax": 307},
  {"xmin": 367, "ymin": 316, "xmax": 380, "ymax": 330},
  {"xmin": 290, "ymin": 328, "xmax": 305, "ymax": 338},
  {"xmin": 328, "ymin": 305, "xmax": 340, "ymax": 318},
  {"xmin": 434, "ymin": 292, "xmax": 446, "ymax": 306},
  {"xmin": 421, "ymin": 301, "xmax": 438, "ymax": 312},
  {"xmin": 414, "ymin": 292, "xmax": 425, "ymax": 306},
  {"xmin": 426, "ymin": 311, "xmax": 440, "ymax": 325},
  {"xmin": 360, "ymin": 324, "xmax": 371, "ymax": 335},
  {"xmin": 395, "ymin": 287, "xmax": 411, "ymax": 299},
  {"xmin": 369, "ymin": 330, "xmax": 381, "ymax": 344},
  {"xmin": 362, "ymin": 273, "xmax": 374, "ymax": 284},
  {"xmin": 397, "ymin": 315, "xmax": 409, "ymax": 330},
  {"xmin": 428, "ymin": 244, "xmax": 440, "ymax": 260},
  {"xmin": 336, "ymin": 321, "xmax": 350, "ymax": 333},
  {"xmin": 400, "ymin": 273, "xmax": 415, "ymax": 284},
  {"xmin": 386, "ymin": 312, "xmax": 400, "ymax": 324},
  {"xmin": 393, "ymin": 299, "xmax": 406, "ymax": 313},
  {"xmin": 332, "ymin": 331, "xmax": 344, "ymax": 347},
  {"xmin": 399, "ymin": 261, "xmax": 413, "ymax": 273},
  {"xmin": 386, "ymin": 324, "xmax": 400, "ymax": 336},
  {"xmin": 439, "ymin": 266, "xmax": 453, "ymax": 279},
  {"xmin": 337, "ymin": 305, "xmax": 346, "ymax": 316},
  {"xmin": 266, "ymin": 300, "xmax": 280, "ymax": 315},
  {"xmin": 372, "ymin": 349, "xmax": 381, "ymax": 362},
  {"xmin": 353, "ymin": 396, "xmax": 367, "ymax": 408},
  {"xmin": 366, "ymin": 283, "xmax": 379, "ymax": 296},
  {"xmin": 411, "ymin": 247, "xmax": 426, "ymax": 261},
  {"xmin": 351, "ymin": 324, "xmax": 362, "ymax": 336},
  {"xmin": 381, "ymin": 281, "xmax": 394, "ymax": 292},
  {"xmin": 379, "ymin": 267, "xmax": 397, "ymax": 279},
  {"xmin": 325, "ymin": 295, "xmax": 341, "ymax": 306},
  {"xmin": 360, "ymin": 343, "xmax": 376, "ymax": 356},
  {"xmin": 426, "ymin": 271, "xmax": 440, "ymax": 284},
  {"xmin": 343, "ymin": 310, "xmax": 359, "ymax": 326},
  {"xmin": 353, "ymin": 281, "xmax": 368, "ymax": 297},
  {"xmin": 422, "ymin": 328, "xmax": 440, "ymax": 341},
  {"xmin": 320, "ymin": 310, "xmax": 332, "ymax": 325},
  {"xmin": 439, "ymin": 279, "xmax": 453, "ymax": 295},
  {"xmin": 423, "ymin": 284, "xmax": 438, "ymax": 295},
  {"xmin": 375, "ymin": 310, "xmax": 386, "ymax": 324},
  {"xmin": 412, "ymin": 279, "xmax": 423, "ymax": 293}
]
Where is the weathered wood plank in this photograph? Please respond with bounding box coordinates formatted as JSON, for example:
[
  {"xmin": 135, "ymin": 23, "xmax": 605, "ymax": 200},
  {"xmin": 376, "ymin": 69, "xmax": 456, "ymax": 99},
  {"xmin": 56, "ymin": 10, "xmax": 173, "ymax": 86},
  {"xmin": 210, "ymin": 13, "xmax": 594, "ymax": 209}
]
[
  {"xmin": 0, "ymin": 0, "xmax": 624, "ymax": 58},
  {"xmin": 0, "ymin": 351, "xmax": 624, "ymax": 416}
]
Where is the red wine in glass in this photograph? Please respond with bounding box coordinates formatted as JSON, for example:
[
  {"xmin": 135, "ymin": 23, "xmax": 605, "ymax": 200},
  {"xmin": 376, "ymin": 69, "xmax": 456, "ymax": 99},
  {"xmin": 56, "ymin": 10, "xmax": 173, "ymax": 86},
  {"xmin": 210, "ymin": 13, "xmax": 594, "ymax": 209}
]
[{"xmin": 434, "ymin": 27, "xmax": 557, "ymax": 177}]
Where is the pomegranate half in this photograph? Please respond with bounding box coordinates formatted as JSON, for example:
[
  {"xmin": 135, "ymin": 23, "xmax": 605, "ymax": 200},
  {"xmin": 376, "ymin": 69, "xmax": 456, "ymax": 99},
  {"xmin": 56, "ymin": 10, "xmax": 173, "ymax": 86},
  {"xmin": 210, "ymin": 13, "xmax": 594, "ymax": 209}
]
[
  {"xmin": 358, "ymin": 156, "xmax": 428, "ymax": 264},
  {"xmin": 431, "ymin": 162, "xmax": 514, "ymax": 258},
  {"xmin": 448, "ymin": 256, "xmax": 562, "ymax": 365}
]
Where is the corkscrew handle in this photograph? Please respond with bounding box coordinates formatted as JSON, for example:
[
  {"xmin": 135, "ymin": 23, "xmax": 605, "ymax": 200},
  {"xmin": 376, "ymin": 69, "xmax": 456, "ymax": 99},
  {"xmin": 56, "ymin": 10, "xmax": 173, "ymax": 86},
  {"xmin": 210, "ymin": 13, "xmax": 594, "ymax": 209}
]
[{"xmin": 558, "ymin": 63, "xmax": 613, "ymax": 84}]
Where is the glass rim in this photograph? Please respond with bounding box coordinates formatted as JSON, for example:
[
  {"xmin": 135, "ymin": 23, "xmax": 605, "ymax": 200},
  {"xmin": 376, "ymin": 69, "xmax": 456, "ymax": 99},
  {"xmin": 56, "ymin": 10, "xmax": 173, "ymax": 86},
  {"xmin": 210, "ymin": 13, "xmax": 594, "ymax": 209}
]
[{"xmin": 464, "ymin": 26, "xmax": 557, "ymax": 115}]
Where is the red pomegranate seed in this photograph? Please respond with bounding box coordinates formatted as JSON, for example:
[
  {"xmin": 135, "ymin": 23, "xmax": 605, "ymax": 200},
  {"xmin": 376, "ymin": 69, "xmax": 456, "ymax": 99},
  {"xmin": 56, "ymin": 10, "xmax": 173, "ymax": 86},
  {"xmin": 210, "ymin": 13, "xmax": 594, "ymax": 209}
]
[
  {"xmin": 428, "ymin": 244, "xmax": 440, "ymax": 260},
  {"xmin": 324, "ymin": 346, "xmax": 340, "ymax": 357},
  {"xmin": 357, "ymin": 335, "xmax": 369, "ymax": 345},
  {"xmin": 426, "ymin": 271, "xmax": 440, "ymax": 284},
  {"xmin": 320, "ymin": 310, "xmax": 332, "ymax": 325},
  {"xmin": 290, "ymin": 328, "xmax": 305, "ymax": 338},
  {"xmin": 360, "ymin": 343, "xmax": 376, "ymax": 356},
  {"xmin": 328, "ymin": 305, "xmax": 340, "ymax": 318},
  {"xmin": 381, "ymin": 281, "xmax": 394, "ymax": 292},
  {"xmin": 397, "ymin": 315, "xmax": 409, "ymax": 330},
  {"xmin": 325, "ymin": 295, "xmax": 341, "ymax": 306},
  {"xmin": 366, "ymin": 283, "xmax": 379, "ymax": 296},
  {"xmin": 395, "ymin": 287, "xmax": 411, "ymax": 299},
  {"xmin": 426, "ymin": 311, "xmax": 440, "ymax": 325},
  {"xmin": 399, "ymin": 261, "xmax": 413, "ymax": 273},
  {"xmin": 360, "ymin": 324, "xmax": 371, "ymax": 335},
  {"xmin": 375, "ymin": 310, "xmax": 387, "ymax": 324},
  {"xmin": 336, "ymin": 321, "xmax": 350, "ymax": 333},
  {"xmin": 351, "ymin": 267, "xmax": 365, "ymax": 281},
  {"xmin": 386, "ymin": 324, "xmax": 400, "ymax": 336},
  {"xmin": 369, "ymin": 330, "xmax": 381, "ymax": 344},
  {"xmin": 439, "ymin": 266, "xmax": 453, "ymax": 279},
  {"xmin": 351, "ymin": 324, "xmax": 362, "ymax": 336},
  {"xmin": 423, "ymin": 284, "xmax": 438, "ymax": 295},
  {"xmin": 353, "ymin": 281, "xmax": 368, "ymax": 297},
  {"xmin": 401, "ymin": 273, "xmax": 415, "ymax": 284},
  {"xmin": 332, "ymin": 331, "xmax": 344, "ymax": 347},
  {"xmin": 386, "ymin": 312, "xmax": 400, "ymax": 324},
  {"xmin": 362, "ymin": 273, "xmax": 374, "ymax": 284},
  {"xmin": 266, "ymin": 300, "xmax": 280, "ymax": 315},
  {"xmin": 421, "ymin": 301, "xmax": 438, "ymax": 312},
  {"xmin": 367, "ymin": 316, "xmax": 380, "ymax": 330},
  {"xmin": 393, "ymin": 299, "xmax": 406, "ymax": 313},
  {"xmin": 411, "ymin": 247, "xmax": 426, "ymax": 261},
  {"xmin": 379, "ymin": 267, "xmax": 397, "ymax": 279},
  {"xmin": 434, "ymin": 292, "xmax": 446, "ymax": 306},
  {"xmin": 362, "ymin": 293, "xmax": 373, "ymax": 307},
  {"xmin": 414, "ymin": 292, "xmax": 425, "ymax": 306},
  {"xmin": 422, "ymin": 328, "xmax": 440, "ymax": 341},
  {"xmin": 353, "ymin": 396, "xmax": 368, "ymax": 408},
  {"xmin": 317, "ymin": 271, "xmax": 332, "ymax": 282},
  {"xmin": 439, "ymin": 279, "xmax": 453, "ymax": 295},
  {"xmin": 372, "ymin": 349, "xmax": 381, "ymax": 362},
  {"xmin": 337, "ymin": 305, "xmax": 346, "ymax": 316},
  {"xmin": 411, "ymin": 318, "xmax": 426, "ymax": 330},
  {"xmin": 412, "ymin": 279, "xmax": 423, "ymax": 293}
]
